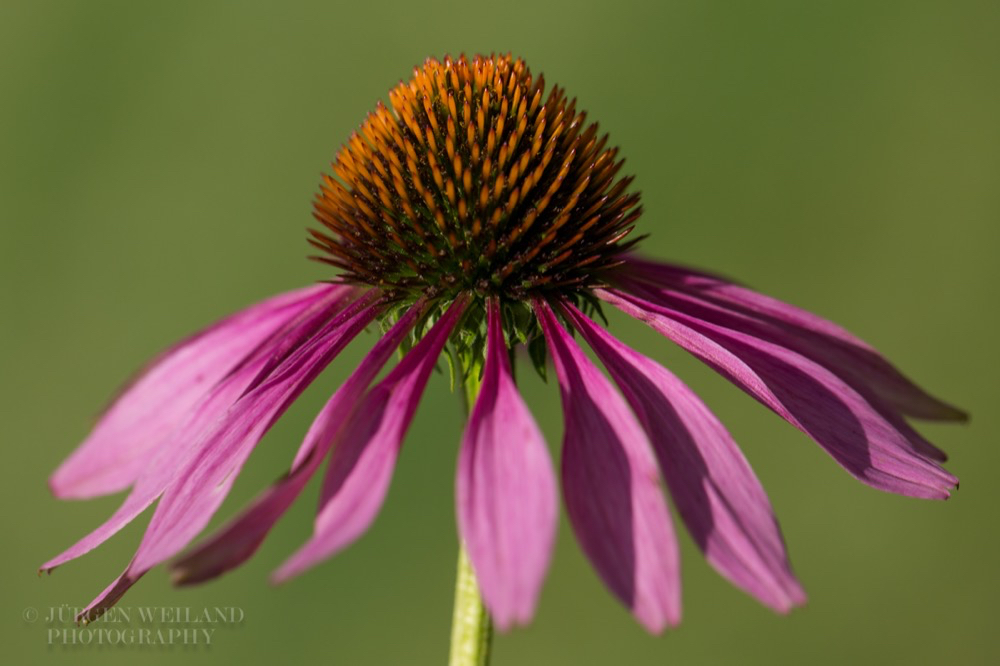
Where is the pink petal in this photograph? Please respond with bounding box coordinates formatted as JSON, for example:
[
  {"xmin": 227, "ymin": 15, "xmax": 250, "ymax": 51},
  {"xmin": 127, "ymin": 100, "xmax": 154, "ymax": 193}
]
[
  {"xmin": 619, "ymin": 276, "xmax": 952, "ymax": 462},
  {"xmin": 563, "ymin": 302, "xmax": 806, "ymax": 612},
  {"xmin": 40, "ymin": 286, "xmax": 357, "ymax": 573},
  {"xmin": 272, "ymin": 295, "xmax": 469, "ymax": 583},
  {"xmin": 616, "ymin": 280, "xmax": 960, "ymax": 485},
  {"xmin": 456, "ymin": 298, "xmax": 557, "ymax": 631},
  {"xmin": 58, "ymin": 294, "xmax": 382, "ymax": 622},
  {"xmin": 170, "ymin": 298, "xmax": 429, "ymax": 585},
  {"xmin": 535, "ymin": 299, "xmax": 680, "ymax": 633},
  {"xmin": 620, "ymin": 257, "xmax": 966, "ymax": 422},
  {"xmin": 129, "ymin": 294, "xmax": 382, "ymax": 574},
  {"xmin": 77, "ymin": 567, "xmax": 138, "ymax": 625},
  {"xmin": 50, "ymin": 284, "xmax": 346, "ymax": 499},
  {"xmin": 600, "ymin": 288, "xmax": 958, "ymax": 499}
]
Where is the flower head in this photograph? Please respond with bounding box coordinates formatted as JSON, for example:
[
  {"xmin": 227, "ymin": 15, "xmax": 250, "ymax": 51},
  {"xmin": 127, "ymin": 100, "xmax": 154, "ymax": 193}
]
[
  {"xmin": 311, "ymin": 55, "xmax": 638, "ymax": 302},
  {"xmin": 44, "ymin": 54, "xmax": 964, "ymax": 633}
]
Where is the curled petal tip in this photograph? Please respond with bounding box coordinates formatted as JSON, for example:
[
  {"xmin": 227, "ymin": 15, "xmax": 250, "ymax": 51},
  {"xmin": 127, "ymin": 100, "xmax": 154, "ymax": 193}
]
[
  {"xmin": 637, "ymin": 606, "xmax": 682, "ymax": 635},
  {"xmin": 774, "ymin": 591, "xmax": 808, "ymax": 615},
  {"xmin": 168, "ymin": 565, "xmax": 193, "ymax": 587},
  {"xmin": 777, "ymin": 584, "xmax": 808, "ymax": 613},
  {"xmin": 268, "ymin": 562, "xmax": 300, "ymax": 586},
  {"xmin": 949, "ymin": 408, "xmax": 970, "ymax": 423}
]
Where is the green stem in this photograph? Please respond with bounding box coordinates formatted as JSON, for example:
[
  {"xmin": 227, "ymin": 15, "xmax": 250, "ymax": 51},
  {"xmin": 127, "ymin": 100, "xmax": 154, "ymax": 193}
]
[
  {"xmin": 448, "ymin": 543, "xmax": 493, "ymax": 666},
  {"xmin": 449, "ymin": 365, "xmax": 493, "ymax": 666}
]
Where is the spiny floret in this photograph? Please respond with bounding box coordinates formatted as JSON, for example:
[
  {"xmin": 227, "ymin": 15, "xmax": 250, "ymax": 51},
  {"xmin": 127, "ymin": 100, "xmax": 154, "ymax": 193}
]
[{"xmin": 310, "ymin": 54, "xmax": 642, "ymax": 301}]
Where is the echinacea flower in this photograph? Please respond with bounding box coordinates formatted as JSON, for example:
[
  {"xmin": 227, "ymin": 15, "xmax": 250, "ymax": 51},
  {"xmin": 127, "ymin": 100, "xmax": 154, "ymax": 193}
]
[{"xmin": 44, "ymin": 54, "xmax": 965, "ymax": 636}]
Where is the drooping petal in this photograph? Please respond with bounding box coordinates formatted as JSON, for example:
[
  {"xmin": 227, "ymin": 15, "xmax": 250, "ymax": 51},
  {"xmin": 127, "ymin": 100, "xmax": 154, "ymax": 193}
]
[
  {"xmin": 170, "ymin": 298, "xmax": 428, "ymax": 585},
  {"xmin": 620, "ymin": 277, "xmax": 952, "ymax": 462},
  {"xmin": 456, "ymin": 298, "xmax": 557, "ymax": 630},
  {"xmin": 41, "ymin": 286, "xmax": 359, "ymax": 574},
  {"xmin": 562, "ymin": 302, "xmax": 805, "ymax": 612},
  {"xmin": 50, "ymin": 284, "xmax": 346, "ymax": 500},
  {"xmin": 77, "ymin": 566, "xmax": 137, "ymax": 626},
  {"xmin": 61, "ymin": 294, "xmax": 383, "ymax": 622},
  {"xmin": 620, "ymin": 257, "xmax": 966, "ymax": 422},
  {"xmin": 130, "ymin": 295, "xmax": 383, "ymax": 573},
  {"xmin": 272, "ymin": 295, "xmax": 469, "ymax": 583},
  {"xmin": 535, "ymin": 299, "xmax": 680, "ymax": 633},
  {"xmin": 600, "ymin": 288, "xmax": 958, "ymax": 499},
  {"xmin": 626, "ymin": 283, "xmax": 948, "ymax": 461}
]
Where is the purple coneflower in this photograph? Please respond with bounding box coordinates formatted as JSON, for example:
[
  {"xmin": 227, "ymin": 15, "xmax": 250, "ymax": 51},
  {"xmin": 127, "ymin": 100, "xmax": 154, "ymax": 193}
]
[{"xmin": 44, "ymin": 54, "xmax": 964, "ymax": 641}]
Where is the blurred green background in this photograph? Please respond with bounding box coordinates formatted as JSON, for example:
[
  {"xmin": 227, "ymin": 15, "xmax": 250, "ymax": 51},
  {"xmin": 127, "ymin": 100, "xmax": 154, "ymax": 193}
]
[{"xmin": 2, "ymin": 1, "xmax": 997, "ymax": 664}]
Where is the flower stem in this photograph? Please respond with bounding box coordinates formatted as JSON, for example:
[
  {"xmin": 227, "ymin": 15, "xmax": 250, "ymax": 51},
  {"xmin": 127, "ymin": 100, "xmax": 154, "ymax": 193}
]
[
  {"xmin": 449, "ymin": 543, "xmax": 493, "ymax": 666},
  {"xmin": 449, "ymin": 366, "xmax": 493, "ymax": 666}
]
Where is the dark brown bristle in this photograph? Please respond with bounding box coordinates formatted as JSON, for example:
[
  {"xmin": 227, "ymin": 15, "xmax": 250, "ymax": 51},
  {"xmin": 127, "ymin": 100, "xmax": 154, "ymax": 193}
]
[{"xmin": 311, "ymin": 54, "xmax": 641, "ymax": 300}]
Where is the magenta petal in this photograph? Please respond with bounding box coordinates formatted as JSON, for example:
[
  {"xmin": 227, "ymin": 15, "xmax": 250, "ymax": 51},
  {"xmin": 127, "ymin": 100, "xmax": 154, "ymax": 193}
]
[
  {"xmin": 42, "ymin": 370, "xmax": 267, "ymax": 574},
  {"xmin": 66, "ymin": 296, "xmax": 380, "ymax": 619},
  {"xmin": 76, "ymin": 567, "xmax": 138, "ymax": 624},
  {"xmin": 49, "ymin": 284, "xmax": 345, "ymax": 500},
  {"xmin": 170, "ymin": 298, "xmax": 428, "ymax": 585},
  {"xmin": 620, "ymin": 258, "xmax": 966, "ymax": 422},
  {"xmin": 623, "ymin": 277, "xmax": 952, "ymax": 462},
  {"xmin": 563, "ymin": 302, "xmax": 806, "ymax": 612},
  {"xmin": 57, "ymin": 295, "xmax": 383, "ymax": 619},
  {"xmin": 456, "ymin": 299, "xmax": 557, "ymax": 631},
  {"xmin": 619, "ymin": 277, "xmax": 952, "ymax": 463},
  {"xmin": 272, "ymin": 295, "xmax": 469, "ymax": 582},
  {"xmin": 600, "ymin": 288, "xmax": 958, "ymax": 499},
  {"xmin": 127, "ymin": 294, "xmax": 382, "ymax": 577},
  {"xmin": 535, "ymin": 300, "xmax": 680, "ymax": 633},
  {"xmin": 40, "ymin": 286, "xmax": 358, "ymax": 573}
]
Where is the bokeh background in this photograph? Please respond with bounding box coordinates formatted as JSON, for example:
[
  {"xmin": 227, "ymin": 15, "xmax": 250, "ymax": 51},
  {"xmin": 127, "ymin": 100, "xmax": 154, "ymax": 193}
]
[{"xmin": 2, "ymin": 1, "xmax": 997, "ymax": 664}]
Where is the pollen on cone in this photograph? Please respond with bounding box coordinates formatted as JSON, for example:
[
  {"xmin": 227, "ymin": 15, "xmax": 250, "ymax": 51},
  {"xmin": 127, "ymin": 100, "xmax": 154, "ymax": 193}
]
[{"xmin": 310, "ymin": 54, "xmax": 643, "ymax": 301}]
